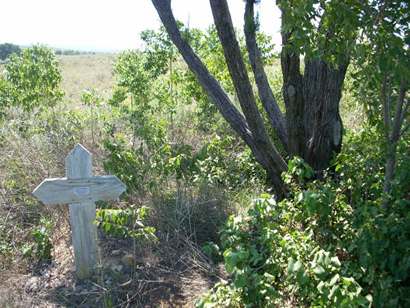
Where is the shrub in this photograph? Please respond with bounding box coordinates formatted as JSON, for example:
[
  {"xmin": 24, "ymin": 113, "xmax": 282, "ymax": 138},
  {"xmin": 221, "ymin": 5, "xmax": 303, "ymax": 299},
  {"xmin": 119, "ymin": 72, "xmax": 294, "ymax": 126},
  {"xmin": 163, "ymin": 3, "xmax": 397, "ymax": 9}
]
[
  {"xmin": 22, "ymin": 218, "xmax": 53, "ymax": 263},
  {"xmin": 1, "ymin": 45, "xmax": 63, "ymax": 112},
  {"xmin": 198, "ymin": 129, "xmax": 410, "ymax": 307},
  {"xmin": 198, "ymin": 195, "xmax": 370, "ymax": 307},
  {"xmin": 97, "ymin": 206, "xmax": 157, "ymax": 241}
]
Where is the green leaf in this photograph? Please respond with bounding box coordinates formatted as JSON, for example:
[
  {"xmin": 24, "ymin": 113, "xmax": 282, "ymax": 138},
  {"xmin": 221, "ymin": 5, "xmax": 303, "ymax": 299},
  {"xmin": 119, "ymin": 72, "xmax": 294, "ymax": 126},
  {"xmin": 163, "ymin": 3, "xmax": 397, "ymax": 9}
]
[
  {"xmin": 313, "ymin": 265, "xmax": 326, "ymax": 276},
  {"xmin": 329, "ymin": 274, "xmax": 340, "ymax": 286},
  {"xmin": 288, "ymin": 258, "xmax": 303, "ymax": 273},
  {"xmin": 331, "ymin": 256, "xmax": 341, "ymax": 267}
]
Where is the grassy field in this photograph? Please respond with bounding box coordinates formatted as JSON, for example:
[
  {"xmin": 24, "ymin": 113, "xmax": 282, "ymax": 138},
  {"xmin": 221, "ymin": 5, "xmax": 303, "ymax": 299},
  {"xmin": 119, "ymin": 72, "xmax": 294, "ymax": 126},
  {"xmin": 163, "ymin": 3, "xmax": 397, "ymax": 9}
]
[
  {"xmin": 59, "ymin": 54, "xmax": 116, "ymax": 104},
  {"xmin": 2, "ymin": 54, "xmax": 116, "ymax": 105},
  {"xmin": 3, "ymin": 53, "xmax": 363, "ymax": 131}
]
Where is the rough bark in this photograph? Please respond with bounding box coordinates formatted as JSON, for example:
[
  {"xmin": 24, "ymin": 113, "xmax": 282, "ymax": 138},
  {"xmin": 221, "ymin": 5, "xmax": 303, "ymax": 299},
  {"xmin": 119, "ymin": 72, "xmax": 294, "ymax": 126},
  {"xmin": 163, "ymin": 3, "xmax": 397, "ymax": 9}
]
[
  {"xmin": 243, "ymin": 0, "xmax": 288, "ymax": 150},
  {"xmin": 280, "ymin": 8, "xmax": 306, "ymax": 158},
  {"xmin": 303, "ymin": 59, "xmax": 347, "ymax": 170},
  {"xmin": 209, "ymin": 0, "xmax": 286, "ymax": 172},
  {"xmin": 383, "ymin": 79, "xmax": 408, "ymax": 194},
  {"xmin": 151, "ymin": 0, "xmax": 287, "ymax": 198},
  {"xmin": 279, "ymin": 3, "xmax": 348, "ymax": 171}
]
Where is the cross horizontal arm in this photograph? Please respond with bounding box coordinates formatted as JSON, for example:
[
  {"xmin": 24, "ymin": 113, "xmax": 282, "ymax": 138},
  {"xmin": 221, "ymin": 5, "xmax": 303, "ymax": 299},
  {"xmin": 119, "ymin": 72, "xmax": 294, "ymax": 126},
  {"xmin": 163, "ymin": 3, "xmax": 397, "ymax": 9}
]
[{"xmin": 33, "ymin": 176, "xmax": 126, "ymax": 205}]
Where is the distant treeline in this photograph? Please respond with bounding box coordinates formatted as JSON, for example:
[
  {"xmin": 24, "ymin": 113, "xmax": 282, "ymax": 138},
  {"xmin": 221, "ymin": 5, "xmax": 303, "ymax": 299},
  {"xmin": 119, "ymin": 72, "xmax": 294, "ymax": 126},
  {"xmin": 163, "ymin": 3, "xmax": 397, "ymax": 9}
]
[
  {"xmin": 0, "ymin": 43, "xmax": 97, "ymax": 62},
  {"xmin": 55, "ymin": 49, "xmax": 96, "ymax": 56},
  {"xmin": 0, "ymin": 43, "xmax": 21, "ymax": 61}
]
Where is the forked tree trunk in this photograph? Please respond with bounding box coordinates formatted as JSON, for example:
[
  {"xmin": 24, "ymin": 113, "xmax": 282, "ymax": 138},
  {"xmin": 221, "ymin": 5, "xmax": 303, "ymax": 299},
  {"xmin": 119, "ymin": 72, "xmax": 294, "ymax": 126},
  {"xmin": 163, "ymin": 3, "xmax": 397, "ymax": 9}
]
[
  {"xmin": 151, "ymin": 0, "xmax": 288, "ymax": 199},
  {"xmin": 151, "ymin": 0, "xmax": 351, "ymax": 197}
]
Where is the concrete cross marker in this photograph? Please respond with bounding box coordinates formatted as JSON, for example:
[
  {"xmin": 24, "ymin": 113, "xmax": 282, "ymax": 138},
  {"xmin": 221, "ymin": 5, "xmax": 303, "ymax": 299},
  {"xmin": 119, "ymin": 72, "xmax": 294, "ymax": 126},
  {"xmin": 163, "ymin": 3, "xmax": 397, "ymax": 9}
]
[{"xmin": 32, "ymin": 144, "xmax": 126, "ymax": 279}]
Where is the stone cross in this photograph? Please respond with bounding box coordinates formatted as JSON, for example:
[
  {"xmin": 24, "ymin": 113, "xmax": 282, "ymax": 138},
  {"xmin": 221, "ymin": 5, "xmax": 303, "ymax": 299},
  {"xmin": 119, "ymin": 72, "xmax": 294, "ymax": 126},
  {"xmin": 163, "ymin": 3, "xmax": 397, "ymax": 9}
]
[{"xmin": 32, "ymin": 144, "xmax": 126, "ymax": 279}]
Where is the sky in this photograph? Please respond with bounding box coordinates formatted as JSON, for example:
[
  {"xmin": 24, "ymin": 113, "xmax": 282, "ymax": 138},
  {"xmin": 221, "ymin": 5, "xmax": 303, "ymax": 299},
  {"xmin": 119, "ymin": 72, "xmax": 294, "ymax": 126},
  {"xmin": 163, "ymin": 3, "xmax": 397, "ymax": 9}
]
[{"xmin": 0, "ymin": 0, "xmax": 281, "ymax": 52}]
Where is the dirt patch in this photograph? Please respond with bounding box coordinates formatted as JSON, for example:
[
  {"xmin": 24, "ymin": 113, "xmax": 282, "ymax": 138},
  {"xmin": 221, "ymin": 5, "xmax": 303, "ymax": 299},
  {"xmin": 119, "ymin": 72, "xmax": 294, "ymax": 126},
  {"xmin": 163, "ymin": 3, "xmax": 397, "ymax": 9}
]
[{"xmin": 1, "ymin": 222, "xmax": 225, "ymax": 307}]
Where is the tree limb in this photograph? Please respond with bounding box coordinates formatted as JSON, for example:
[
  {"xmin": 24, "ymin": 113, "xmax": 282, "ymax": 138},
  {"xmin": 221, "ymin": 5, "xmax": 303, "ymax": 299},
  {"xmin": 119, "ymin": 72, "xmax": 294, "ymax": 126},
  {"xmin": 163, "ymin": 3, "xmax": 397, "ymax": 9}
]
[
  {"xmin": 244, "ymin": 0, "xmax": 288, "ymax": 150},
  {"xmin": 391, "ymin": 79, "xmax": 407, "ymax": 143},
  {"xmin": 150, "ymin": 0, "xmax": 251, "ymax": 143},
  {"xmin": 399, "ymin": 98, "xmax": 409, "ymax": 137},
  {"xmin": 209, "ymin": 0, "xmax": 287, "ymax": 175},
  {"xmin": 382, "ymin": 79, "xmax": 407, "ymax": 196},
  {"xmin": 382, "ymin": 75, "xmax": 392, "ymax": 141},
  {"xmin": 151, "ymin": 0, "xmax": 288, "ymax": 197}
]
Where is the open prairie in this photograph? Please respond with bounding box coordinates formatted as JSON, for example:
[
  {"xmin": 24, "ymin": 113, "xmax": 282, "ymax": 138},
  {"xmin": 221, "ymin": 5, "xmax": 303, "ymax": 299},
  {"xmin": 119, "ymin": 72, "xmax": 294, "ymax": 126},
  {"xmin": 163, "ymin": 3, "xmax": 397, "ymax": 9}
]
[{"xmin": 58, "ymin": 54, "xmax": 116, "ymax": 104}]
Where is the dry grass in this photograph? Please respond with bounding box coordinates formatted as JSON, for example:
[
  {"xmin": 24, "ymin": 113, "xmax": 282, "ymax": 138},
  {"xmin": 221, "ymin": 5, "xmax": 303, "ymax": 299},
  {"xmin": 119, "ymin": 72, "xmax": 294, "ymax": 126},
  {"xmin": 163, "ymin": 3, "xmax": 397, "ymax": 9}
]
[
  {"xmin": 0, "ymin": 53, "xmax": 230, "ymax": 306},
  {"xmin": 58, "ymin": 54, "xmax": 117, "ymax": 105},
  {"xmin": 0, "ymin": 131, "xmax": 227, "ymax": 306},
  {"xmin": 0, "ymin": 53, "xmax": 269, "ymax": 307}
]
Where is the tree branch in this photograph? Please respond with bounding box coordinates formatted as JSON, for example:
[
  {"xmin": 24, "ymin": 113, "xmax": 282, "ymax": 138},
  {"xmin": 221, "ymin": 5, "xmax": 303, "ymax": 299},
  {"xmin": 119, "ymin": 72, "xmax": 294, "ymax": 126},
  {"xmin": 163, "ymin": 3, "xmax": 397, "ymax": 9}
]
[
  {"xmin": 150, "ymin": 0, "xmax": 251, "ymax": 143},
  {"xmin": 391, "ymin": 79, "xmax": 407, "ymax": 143},
  {"xmin": 382, "ymin": 74, "xmax": 392, "ymax": 141},
  {"xmin": 279, "ymin": 2, "xmax": 305, "ymax": 157},
  {"xmin": 399, "ymin": 98, "xmax": 409, "ymax": 137},
  {"xmin": 151, "ymin": 0, "xmax": 288, "ymax": 197},
  {"xmin": 209, "ymin": 0, "xmax": 287, "ymax": 174},
  {"xmin": 244, "ymin": 0, "xmax": 288, "ymax": 150}
]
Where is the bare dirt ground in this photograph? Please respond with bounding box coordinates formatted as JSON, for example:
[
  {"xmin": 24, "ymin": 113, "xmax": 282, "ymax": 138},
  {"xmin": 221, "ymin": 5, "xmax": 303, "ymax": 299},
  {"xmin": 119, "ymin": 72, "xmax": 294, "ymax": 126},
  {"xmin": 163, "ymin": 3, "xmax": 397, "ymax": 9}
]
[{"xmin": 1, "ymin": 208, "xmax": 225, "ymax": 307}]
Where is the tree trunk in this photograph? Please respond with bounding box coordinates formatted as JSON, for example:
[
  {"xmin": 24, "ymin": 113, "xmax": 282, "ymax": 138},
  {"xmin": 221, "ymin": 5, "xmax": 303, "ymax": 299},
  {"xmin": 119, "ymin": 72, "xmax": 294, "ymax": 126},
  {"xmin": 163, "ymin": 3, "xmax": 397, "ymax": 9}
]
[
  {"xmin": 151, "ymin": 0, "xmax": 352, "ymax": 198},
  {"xmin": 209, "ymin": 0, "xmax": 287, "ymax": 186},
  {"xmin": 382, "ymin": 79, "xmax": 407, "ymax": 196},
  {"xmin": 279, "ymin": 5, "xmax": 348, "ymax": 171},
  {"xmin": 280, "ymin": 5, "xmax": 306, "ymax": 158},
  {"xmin": 303, "ymin": 59, "xmax": 347, "ymax": 170},
  {"xmin": 244, "ymin": 0, "xmax": 288, "ymax": 150},
  {"xmin": 384, "ymin": 143, "xmax": 397, "ymax": 194},
  {"xmin": 151, "ymin": 0, "xmax": 288, "ymax": 198}
]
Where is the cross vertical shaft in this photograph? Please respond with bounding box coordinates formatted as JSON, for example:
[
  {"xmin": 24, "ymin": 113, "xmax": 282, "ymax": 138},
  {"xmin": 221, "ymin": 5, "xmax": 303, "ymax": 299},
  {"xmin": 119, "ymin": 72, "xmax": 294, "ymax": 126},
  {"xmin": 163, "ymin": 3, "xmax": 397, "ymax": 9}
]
[
  {"xmin": 66, "ymin": 144, "xmax": 98, "ymax": 279},
  {"xmin": 33, "ymin": 143, "xmax": 126, "ymax": 280}
]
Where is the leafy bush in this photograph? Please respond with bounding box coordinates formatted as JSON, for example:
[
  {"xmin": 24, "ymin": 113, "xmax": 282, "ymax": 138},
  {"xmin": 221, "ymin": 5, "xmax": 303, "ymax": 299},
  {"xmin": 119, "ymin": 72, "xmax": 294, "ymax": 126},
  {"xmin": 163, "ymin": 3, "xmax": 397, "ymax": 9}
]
[
  {"xmin": 32, "ymin": 218, "xmax": 53, "ymax": 262},
  {"xmin": 0, "ymin": 77, "xmax": 13, "ymax": 117},
  {"xmin": 105, "ymin": 46, "xmax": 265, "ymax": 196},
  {"xmin": 198, "ymin": 195, "xmax": 370, "ymax": 307},
  {"xmin": 97, "ymin": 206, "xmax": 157, "ymax": 241},
  {"xmin": 1, "ymin": 45, "xmax": 63, "ymax": 112},
  {"xmin": 336, "ymin": 130, "xmax": 410, "ymax": 307},
  {"xmin": 193, "ymin": 135, "xmax": 264, "ymax": 189},
  {"xmin": 22, "ymin": 218, "xmax": 53, "ymax": 263},
  {"xmin": 198, "ymin": 129, "xmax": 410, "ymax": 307}
]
